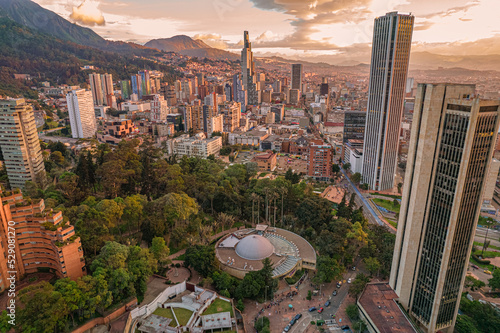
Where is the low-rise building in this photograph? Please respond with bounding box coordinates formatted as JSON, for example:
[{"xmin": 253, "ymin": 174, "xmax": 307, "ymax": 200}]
[
  {"xmin": 97, "ymin": 119, "xmax": 138, "ymax": 145},
  {"xmin": 252, "ymin": 151, "xmax": 277, "ymax": 171},
  {"xmin": 172, "ymin": 133, "xmax": 222, "ymax": 158},
  {"xmin": 228, "ymin": 128, "xmax": 270, "ymax": 146}
]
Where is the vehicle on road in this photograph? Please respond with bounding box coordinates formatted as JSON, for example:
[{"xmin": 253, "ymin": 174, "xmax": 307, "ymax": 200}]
[
  {"xmin": 318, "ymin": 307, "xmax": 324, "ymax": 313},
  {"xmin": 290, "ymin": 317, "xmax": 296, "ymax": 325},
  {"xmin": 336, "ymin": 282, "xmax": 342, "ymax": 288},
  {"xmin": 351, "ymin": 266, "xmax": 356, "ymax": 271},
  {"xmin": 348, "ymin": 278, "xmax": 352, "ymax": 284},
  {"xmin": 284, "ymin": 324, "xmax": 291, "ymax": 332},
  {"xmin": 341, "ymin": 325, "xmax": 351, "ymax": 331},
  {"xmin": 332, "ymin": 290, "xmax": 337, "ymax": 296},
  {"xmin": 295, "ymin": 313, "xmax": 302, "ymax": 320},
  {"xmin": 471, "ymin": 264, "xmax": 479, "ymax": 269},
  {"xmin": 484, "ymin": 270, "xmax": 492, "ymax": 275},
  {"xmin": 325, "ymin": 300, "xmax": 331, "ymax": 307},
  {"xmin": 309, "ymin": 307, "xmax": 317, "ymax": 312}
]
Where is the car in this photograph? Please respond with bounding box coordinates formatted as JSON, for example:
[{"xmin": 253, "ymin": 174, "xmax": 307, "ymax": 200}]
[
  {"xmin": 290, "ymin": 318, "xmax": 296, "ymax": 325},
  {"xmin": 309, "ymin": 307, "xmax": 317, "ymax": 312},
  {"xmin": 471, "ymin": 264, "xmax": 479, "ymax": 269},
  {"xmin": 318, "ymin": 307, "xmax": 324, "ymax": 313},
  {"xmin": 336, "ymin": 282, "xmax": 342, "ymax": 288},
  {"xmin": 294, "ymin": 313, "xmax": 302, "ymax": 320},
  {"xmin": 284, "ymin": 324, "xmax": 291, "ymax": 332},
  {"xmin": 351, "ymin": 266, "xmax": 356, "ymax": 271},
  {"xmin": 325, "ymin": 300, "xmax": 331, "ymax": 307},
  {"xmin": 341, "ymin": 325, "xmax": 351, "ymax": 331},
  {"xmin": 332, "ymin": 290, "xmax": 338, "ymax": 296},
  {"xmin": 484, "ymin": 270, "xmax": 492, "ymax": 275},
  {"xmin": 348, "ymin": 278, "xmax": 352, "ymax": 284}
]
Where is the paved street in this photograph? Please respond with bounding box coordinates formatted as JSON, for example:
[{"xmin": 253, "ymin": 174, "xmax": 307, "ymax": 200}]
[{"xmin": 474, "ymin": 227, "xmax": 500, "ymax": 248}]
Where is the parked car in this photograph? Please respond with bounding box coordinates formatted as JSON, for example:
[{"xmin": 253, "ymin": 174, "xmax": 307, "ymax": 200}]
[
  {"xmin": 318, "ymin": 307, "xmax": 324, "ymax": 313},
  {"xmin": 309, "ymin": 307, "xmax": 317, "ymax": 312},
  {"xmin": 348, "ymin": 278, "xmax": 352, "ymax": 284},
  {"xmin": 295, "ymin": 313, "xmax": 302, "ymax": 320},
  {"xmin": 471, "ymin": 264, "xmax": 479, "ymax": 269},
  {"xmin": 341, "ymin": 325, "xmax": 351, "ymax": 331},
  {"xmin": 284, "ymin": 324, "xmax": 291, "ymax": 332},
  {"xmin": 351, "ymin": 266, "xmax": 356, "ymax": 271},
  {"xmin": 325, "ymin": 300, "xmax": 331, "ymax": 307},
  {"xmin": 290, "ymin": 318, "xmax": 296, "ymax": 326},
  {"xmin": 332, "ymin": 290, "xmax": 338, "ymax": 296},
  {"xmin": 336, "ymin": 282, "xmax": 342, "ymax": 288},
  {"xmin": 484, "ymin": 270, "xmax": 492, "ymax": 275}
]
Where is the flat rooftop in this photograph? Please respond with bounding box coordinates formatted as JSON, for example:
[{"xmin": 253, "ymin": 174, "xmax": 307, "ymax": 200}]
[{"xmin": 358, "ymin": 283, "xmax": 416, "ymax": 333}]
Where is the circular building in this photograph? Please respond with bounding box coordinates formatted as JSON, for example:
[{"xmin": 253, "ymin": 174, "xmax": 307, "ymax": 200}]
[{"xmin": 215, "ymin": 225, "xmax": 316, "ymax": 279}]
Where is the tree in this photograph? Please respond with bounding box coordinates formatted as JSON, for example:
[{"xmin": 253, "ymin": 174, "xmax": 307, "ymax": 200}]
[
  {"xmin": 350, "ymin": 172, "xmax": 362, "ymax": 184},
  {"xmin": 465, "ymin": 275, "xmax": 486, "ymax": 291},
  {"xmin": 349, "ymin": 273, "xmax": 370, "ymax": 299},
  {"xmin": 343, "ymin": 163, "xmax": 351, "ymax": 171},
  {"xmin": 360, "ymin": 183, "xmax": 369, "ymax": 190},
  {"xmin": 345, "ymin": 304, "xmax": 359, "ymax": 321},
  {"xmin": 364, "ymin": 257, "xmax": 381, "ymax": 277},
  {"xmin": 397, "ymin": 182, "xmax": 403, "ymax": 194},
  {"xmin": 236, "ymin": 299, "xmax": 245, "ymax": 312},
  {"xmin": 314, "ymin": 256, "xmax": 343, "ymax": 284},
  {"xmin": 150, "ymin": 237, "xmax": 170, "ymax": 269},
  {"xmin": 184, "ymin": 245, "xmax": 217, "ymax": 277},
  {"xmin": 488, "ymin": 268, "xmax": 500, "ymax": 290},
  {"xmin": 50, "ymin": 151, "xmax": 65, "ymax": 165},
  {"xmin": 482, "ymin": 240, "xmax": 491, "ymax": 256},
  {"xmin": 455, "ymin": 315, "xmax": 480, "ymax": 333},
  {"xmin": 332, "ymin": 164, "xmax": 341, "ymax": 174}
]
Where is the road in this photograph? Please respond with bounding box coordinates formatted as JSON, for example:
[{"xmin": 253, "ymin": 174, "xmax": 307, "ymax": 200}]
[{"xmin": 474, "ymin": 227, "xmax": 500, "ymax": 248}]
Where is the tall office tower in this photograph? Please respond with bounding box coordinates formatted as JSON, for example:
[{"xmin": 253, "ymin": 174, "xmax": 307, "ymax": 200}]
[
  {"xmin": 139, "ymin": 70, "xmax": 151, "ymax": 95},
  {"xmin": 101, "ymin": 73, "xmax": 114, "ymax": 104},
  {"xmin": 220, "ymin": 102, "xmax": 241, "ymax": 133},
  {"xmin": 241, "ymin": 31, "xmax": 258, "ymax": 105},
  {"xmin": 66, "ymin": 89, "xmax": 97, "ymax": 139},
  {"xmin": 291, "ymin": 64, "xmax": 303, "ymax": 91},
  {"xmin": 320, "ymin": 78, "xmax": 329, "ymax": 96},
  {"xmin": 224, "ymin": 83, "xmax": 232, "ymax": 102},
  {"xmin": 131, "ymin": 74, "xmax": 143, "ymax": 99},
  {"xmin": 89, "ymin": 73, "xmax": 104, "ymax": 106},
  {"xmin": 0, "ymin": 99, "xmax": 46, "ymax": 189},
  {"xmin": 179, "ymin": 105, "xmax": 193, "ymax": 133},
  {"xmin": 390, "ymin": 83, "xmax": 500, "ymax": 332},
  {"xmin": 120, "ymin": 80, "xmax": 131, "ymax": 100},
  {"xmin": 307, "ymin": 141, "xmax": 333, "ymax": 181},
  {"xmin": 362, "ymin": 12, "xmax": 414, "ymax": 191},
  {"xmin": 202, "ymin": 105, "xmax": 216, "ymax": 133},
  {"xmin": 191, "ymin": 105, "xmax": 204, "ymax": 132},
  {"xmin": 197, "ymin": 73, "xmax": 205, "ymax": 86}
]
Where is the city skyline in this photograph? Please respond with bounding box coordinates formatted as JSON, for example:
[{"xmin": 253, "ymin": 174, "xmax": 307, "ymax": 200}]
[{"xmin": 32, "ymin": 0, "xmax": 500, "ymax": 65}]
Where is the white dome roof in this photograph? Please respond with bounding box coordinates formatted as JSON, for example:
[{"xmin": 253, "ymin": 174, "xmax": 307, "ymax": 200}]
[{"xmin": 235, "ymin": 235, "xmax": 274, "ymax": 261}]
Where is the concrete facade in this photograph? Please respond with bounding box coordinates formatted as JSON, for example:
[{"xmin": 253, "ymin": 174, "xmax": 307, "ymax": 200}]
[{"xmin": 390, "ymin": 83, "xmax": 500, "ymax": 332}]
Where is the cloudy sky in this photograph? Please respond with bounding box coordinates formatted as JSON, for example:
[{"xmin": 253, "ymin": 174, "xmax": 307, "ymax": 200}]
[{"xmin": 33, "ymin": 0, "xmax": 500, "ymax": 63}]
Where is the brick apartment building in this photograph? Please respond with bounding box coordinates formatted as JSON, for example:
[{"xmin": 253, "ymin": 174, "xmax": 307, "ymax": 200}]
[
  {"xmin": 252, "ymin": 151, "xmax": 277, "ymax": 171},
  {"xmin": 307, "ymin": 141, "xmax": 333, "ymax": 181},
  {"xmin": 0, "ymin": 188, "xmax": 85, "ymax": 291}
]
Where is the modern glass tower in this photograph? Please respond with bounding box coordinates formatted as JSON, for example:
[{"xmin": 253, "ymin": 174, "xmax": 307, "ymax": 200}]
[
  {"xmin": 291, "ymin": 64, "xmax": 302, "ymax": 91},
  {"xmin": 362, "ymin": 12, "xmax": 414, "ymax": 191},
  {"xmin": 390, "ymin": 83, "xmax": 500, "ymax": 332}
]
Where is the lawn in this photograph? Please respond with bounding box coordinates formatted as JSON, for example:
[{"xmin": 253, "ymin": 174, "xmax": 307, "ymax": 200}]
[
  {"xmin": 371, "ymin": 192, "xmax": 402, "ymax": 199},
  {"xmin": 372, "ymin": 198, "xmax": 400, "ymax": 214},
  {"xmin": 153, "ymin": 307, "xmax": 178, "ymax": 327},
  {"xmin": 173, "ymin": 308, "xmax": 193, "ymax": 326},
  {"xmin": 469, "ymin": 255, "xmax": 496, "ymax": 272},
  {"xmin": 474, "ymin": 250, "xmax": 500, "ymax": 258},
  {"xmin": 387, "ymin": 219, "xmax": 398, "ymax": 229},
  {"xmin": 203, "ymin": 298, "xmax": 234, "ymax": 317}
]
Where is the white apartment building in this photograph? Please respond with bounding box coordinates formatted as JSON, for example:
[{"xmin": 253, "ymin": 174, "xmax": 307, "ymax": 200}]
[
  {"xmin": 66, "ymin": 89, "xmax": 97, "ymax": 138},
  {"xmin": 172, "ymin": 133, "xmax": 222, "ymax": 158}
]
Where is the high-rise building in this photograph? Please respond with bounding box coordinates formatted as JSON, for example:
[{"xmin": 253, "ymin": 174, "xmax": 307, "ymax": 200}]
[
  {"xmin": 291, "ymin": 64, "xmax": 303, "ymax": 91},
  {"xmin": 241, "ymin": 31, "xmax": 258, "ymax": 105},
  {"xmin": 139, "ymin": 70, "xmax": 151, "ymax": 95},
  {"xmin": 151, "ymin": 94, "xmax": 168, "ymax": 122},
  {"xmin": 131, "ymin": 74, "xmax": 143, "ymax": 99},
  {"xmin": 89, "ymin": 73, "xmax": 104, "ymax": 106},
  {"xmin": 120, "ymin": 80, "xmax": 131, "ymax": 100},
  {"xmin": 66, "ymin": 89, "xmax": 97, "ymax": 138},
  {"xmin": 307, "ymin": 141, "xmax": 333, "ymax": 181},
  {"xmin": 220, "ymin": 102, "xmax": 241, "ymax": 133},
  {"xmin": 0, "ymin": 188, "xmax": 86, "ymax": 292},
  {"xmin": 344, "ymin": 111, "xmax": 366, "ymax": 143},
  {"xmin": 390, "ymin": 83, "xmax": 500, "ymax": 332},
  {"xmin": 102, "ymin": 73, "xmax": 113, "ymax": 104},
  {"xmin": 362, "ymin": 12, "xmax": 414, "ymax": 191},
  {"xmin": 0, "ymin": 99, "xmax": 46, "ymax": 189}
]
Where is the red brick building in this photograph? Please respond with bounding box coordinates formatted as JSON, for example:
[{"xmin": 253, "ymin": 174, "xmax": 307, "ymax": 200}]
[
  {"xmin": 0, "ymin": 188, "xmax": 85, "ymax": 292},
  {"xmin": 307, "ymin": 141, "xmax": 333, "ymax": 181}
]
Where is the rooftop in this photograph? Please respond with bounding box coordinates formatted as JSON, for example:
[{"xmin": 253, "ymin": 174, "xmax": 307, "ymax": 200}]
[{"xmin": 358, "ymin": 283, "xmax": 417, "ymax": 333}]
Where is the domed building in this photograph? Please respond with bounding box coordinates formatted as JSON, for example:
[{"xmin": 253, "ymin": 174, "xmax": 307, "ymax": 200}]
[{"xmin": 215, "ymin": 225, "xmax": 316, "ymax": 279}]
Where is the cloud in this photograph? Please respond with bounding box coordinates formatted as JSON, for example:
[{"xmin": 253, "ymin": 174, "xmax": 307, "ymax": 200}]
[
  {"xmin": 247, "ymin": 0, "xmax": 372, "ymax": 50},
  {"xmin": 193, "ymin": 33, "xmax": 232, "ymax": 49},
  {"xmin": 70, "ymin": 0, "xmax": 105, "ymax": 26},
  {"xmin": 414, "ymin": 21, "xmax": 435, "ymax": 31}
]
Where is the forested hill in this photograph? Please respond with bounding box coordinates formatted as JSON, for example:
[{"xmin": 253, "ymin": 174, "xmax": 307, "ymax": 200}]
[
  {"xmin": 0, "ymin": 0, "xmax": 162, "ymax": 57},
  {"xmin": 0, "ymin": 16, "xmax": 177, "ymax": 98}
]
